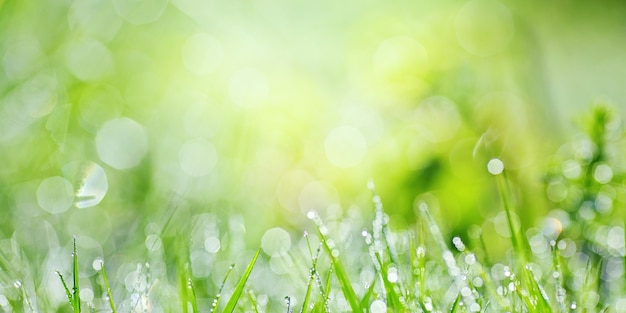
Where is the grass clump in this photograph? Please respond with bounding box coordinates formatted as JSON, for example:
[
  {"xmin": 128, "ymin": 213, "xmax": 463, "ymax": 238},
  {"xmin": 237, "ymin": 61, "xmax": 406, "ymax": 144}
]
[{"xmin": 1, "ymin": 106, "xmax": 625, "ymax": 312}]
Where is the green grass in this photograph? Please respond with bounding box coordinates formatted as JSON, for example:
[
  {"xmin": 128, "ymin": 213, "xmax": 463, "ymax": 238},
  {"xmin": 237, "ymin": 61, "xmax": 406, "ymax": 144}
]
[{"xmin": 1, "ymin": 106, "xmax": 625, "ymax": 312}]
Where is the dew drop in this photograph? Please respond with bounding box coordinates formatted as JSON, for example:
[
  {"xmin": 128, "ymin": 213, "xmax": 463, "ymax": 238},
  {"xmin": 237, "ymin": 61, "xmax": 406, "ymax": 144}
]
[{"xmin": 487, "ymin": 158, "xmax": 504, "ymax": 175}]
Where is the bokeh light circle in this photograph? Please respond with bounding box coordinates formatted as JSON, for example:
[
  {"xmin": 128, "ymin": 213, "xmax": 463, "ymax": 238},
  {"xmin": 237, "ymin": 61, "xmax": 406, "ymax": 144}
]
[
  {"xmin": 96, "ymin": 118, "xmax": 148, "ymax": 170},
  {"xmin": 261, "ymin": 227, "xmax": 291, "ymax": 256},
  {"xmin": 37, "ymin": 177, "xmax": 74, "ymax": 214},
  {"xmin": 65, "ymin": 38, "xmax": 114, "ymax": 81},
  {"xmin": 487, "ymin": 158, "xmax": 504, "ymax": 175}
]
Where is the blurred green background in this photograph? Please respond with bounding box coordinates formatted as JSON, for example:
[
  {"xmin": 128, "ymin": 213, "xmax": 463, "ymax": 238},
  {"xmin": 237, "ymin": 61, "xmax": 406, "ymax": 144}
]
[{"xmin": 1, "ymin": 0, "xmax": 626, "ymax": 309}]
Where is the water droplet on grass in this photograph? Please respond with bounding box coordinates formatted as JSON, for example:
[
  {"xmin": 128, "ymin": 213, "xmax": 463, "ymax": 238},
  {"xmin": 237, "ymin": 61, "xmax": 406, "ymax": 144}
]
[
  {"xmin": 487, "ymin": 158, "xmax": 504, "ymax": 175},
  {"xmin": 92, "ymin": 258, "xmax": 103, "ymax": 271}
]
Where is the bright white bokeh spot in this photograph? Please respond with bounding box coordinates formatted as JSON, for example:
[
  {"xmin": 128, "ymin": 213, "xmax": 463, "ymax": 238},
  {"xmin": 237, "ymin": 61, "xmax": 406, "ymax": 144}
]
[
  {"xmin": 37, "ymin": 176, "xmax": 74, "ymax": 214},
  {"xmin": 370, "ymin": 300, "xmax": 387, "ymax": 313},
  {"xmin": 229, "ymin": 68, "xmax": 269, "ymax": 108},
  {"xmin": 113, "ymin": 0, "xmax": 168, "ymax": 25},
  {"xmin": 387, "ymin": 267, "xmax": 399, "ymax": 283},
  {"xmin": 66, "ymin": 38, "xmax": 114, "ymax": 81},
  {"xmin": 455, "ymin": 0, "xmax": 514, "ymax": 56},
  {"xmin": 593, "ymin": 164, "xmax": 613, "ymax": 184},
  {"xmin": 487, "ymin": 158, "xmax": 504, "ymax": 175},
  {"xmin": 96, "ymin": 118, "xmax": 148, "ymax": 170},
  {"xmin": 92, "ymin": 258, "xmax": 103, "ymax": 271},
  {"xmin": 261, "ymin": 227, "xmax": 291, "ymax": 256},
  {"xmin": 324, "ymin": 125, "xmax": 367, "ymax": 168},
  {"xmin": 182, "ymin": 33, "xmax": 223, "ymax": 76},
  {"xmin": 75, "ymin": 162, "xmax": 108, "ymax": 208},
  {"xmin": 178, "ymin": 139, "xmax": 218, "ymax": 177},
  {"xmin": 80, "ymin": 288, "xmax": 94, "ymax": 303},
  {"xmin": 204, "ymin": 236, "xmax": 221, "ymax": 253}
]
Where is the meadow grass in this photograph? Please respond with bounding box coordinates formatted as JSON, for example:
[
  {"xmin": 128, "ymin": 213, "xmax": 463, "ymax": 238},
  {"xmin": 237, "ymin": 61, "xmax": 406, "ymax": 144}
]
[{"xmin": 1, "ymin": 106, "xmax": 625, "ymax": 312}]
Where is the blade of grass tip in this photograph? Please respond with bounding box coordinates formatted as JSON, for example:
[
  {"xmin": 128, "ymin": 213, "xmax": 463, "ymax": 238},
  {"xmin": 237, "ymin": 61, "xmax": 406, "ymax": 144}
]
[
  {"xmin": 449, "ymin": 293, "xmax": 461, "ymax": 313},
  {"xmin": 223, "ymin": 248, "xmax": 261, "ymax": 313},
  {"xmin": 369, "ymin": 181, "xmax": 400, "ymax": 267},
  {"xmin": 372, "ymin": 248, "xmax": 404, "ymax": 311},
  {"xmin": 308, "ymin": 211, "xmax": 361, "ymax": 312},
  {"xmin": 247, "ymin": 288, "xmax": 260, "ymax": 313},
  {"xmin": 413, "ymin": 221, "xmax": 429, "ymax": 311},
  {"xmin": 323, "ymin": 264, "xmax": 332, "ymax": 312},
  {"xmin": 211, "ymin": 264, "xmax": 235, "ymax": 313},
  {"xmin": 550, "ymin": 242, "xmax": 567, "ymax": 313},
  {"xmin": 417, "ymin": 202, "xmax": 479, "ymax": 312},
  {"xmin": 301, "ymin": 231, "xmax": 321, "ymax": 313},
  {"xmin": 15, "ymin": 280, "xmax": 35, "ymax": 312},
  {"xmin": 359, "ymin": 276, "xmax": 377, "ymax": 309},
  {"xmin": 300, "ymin": 267, "xmax": 315, "ymax": 313},
  {"xmin": 72, "ymin": 236, "xmax": 81, "ymax": 313},
  {"xmin": 187, "ymin": 278, "xmax": 199, "ymax": 313},
  {"xmin": 285, "ymin": 296, "xmax": 292, "ymax": 313},
  {"xmin": 494, "ymin": 170, "xmax": 523, "ymax": 261},
  {"xmin": 522, "ymin": 265, "xmax": 551, "ymax": 312},
  {"xmin": 100, "ymin": 261, "xmax": 117, "ymax": 313},
  {"xmin": 56, "ymin": 271, "xmax": 73, "ymax": 307}
]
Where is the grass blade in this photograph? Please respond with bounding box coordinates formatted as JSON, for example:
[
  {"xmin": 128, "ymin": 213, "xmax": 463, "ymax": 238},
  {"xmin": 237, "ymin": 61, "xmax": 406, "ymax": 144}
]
[
  {"xmin": 449, "ymin": 293, "xmax": 461, "ymax": 313},
  {"xmin": 187, "ymin": 278, "xmax": 198, "ymax": 313},
  {"xmin": 56, "ymin": 271, "xmax": 73, "ymax": 307},
  {"xmin": 300, "ymin": 268, "xmax": 315, "ymax": 313},
  {"xmin": 309, "ymin": 212, "xmax": 361, "ymax": 312},
  {"xmin": 100, "ymin": 261, "xmax": 117, "ymax": 313},
  {"xmin": 418, "ymin": 202, "xmax": 479, "ymax": 312},
  {"xmin": 212, "ymin": 264, "xmax": 235, "ymax": 313},
  {"xmin": 72, "ymin": 236, "xmax": 81, "ymax": 312},
  {"xmin": 223, "ymin": 248, "xmax": 261, "ymax": 313}
]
